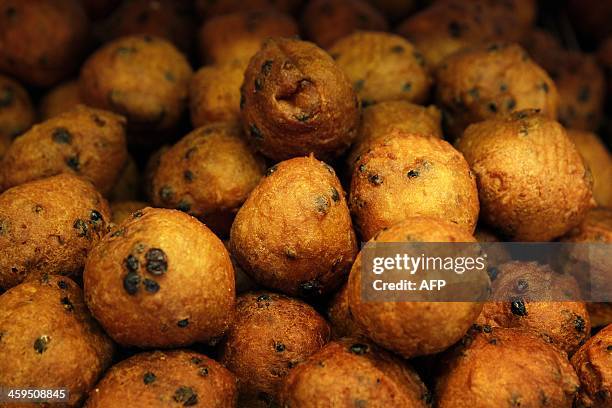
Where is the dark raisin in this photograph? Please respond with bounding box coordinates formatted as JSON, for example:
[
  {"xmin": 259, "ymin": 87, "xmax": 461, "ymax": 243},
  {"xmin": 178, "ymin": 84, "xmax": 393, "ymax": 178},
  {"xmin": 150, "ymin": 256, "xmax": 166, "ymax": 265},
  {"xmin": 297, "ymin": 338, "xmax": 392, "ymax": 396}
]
[
  {"xmin": 368, "ymin": 174, "xmax": 383, "ymax": 185},
  {"xmin": 61, "ymin": 297, "xmax": 74, "ymax": 312},
  {"xmin": 173, "ymin": 386, "xmax": 198, "ymax": 406},
  {"xmin": 407, "ymin": 169, "xmax": 419, "ymax": 179},
  {"xmin": 516, "ymin": 279, "xmax": 528, "ymax": 293},
  {"xmin": 261, "ymin": 60, "xmax": 273, "ymax": 74},
  {"xmin": 249, "ymin": 124, "xmax": 263, "ymax": 140},
  {"xmin": 349, "ymin": 343, "xmax": 369, "ymax": 355},
  {"xmin": 124, "ymin": 255, "xmax": 139, "ymax": 272},
  {"xmin": 354, "ymin": 79, "xmax": 365, "ymax": 92},
  {"xmin": 5, "ymin": 6, "xmax": 16, "ymax": 18},
  {"xmin": 57, "ymin": 280, "xmax": 67, "ymax": 290},
  {"xmin": 177, "ymin": 319, "xmax": 189, "ymax": 328},
  {"xmin": 578, "ymin": 85, "xmax": 590, "ymax": 102},
  {"xmin": 257, "ymin": 294, "xmax": 271, "ymax": 302},
  {"xmin": 299, "ymin": 280, "xmax": 322, "ymax": 297},
  {"xmin": 606, "ymin": 345, "xmax": 612, "ymax": 351},
  {"xmin": 359, "ymin": 164, "xmax": 367, "ymax": 173},
  {"xmin": 275, "ymin": 342, "xmax": 286, "ymax": 352},
  {"xmin": 487, "ymin": 102, "xmax": 498, "ymax": 113},
  {"xmin": 402, "ymin": 82, "xmax": 412, "ymax": 92},
  {"xmin": 145, "ymin": 248, "xmax": 167, "ymax": 275},
  {"xmin": 123, "ymin": 272, "xmax": 140, "ymax": 295},
  {"xmin": 73, "ymin": 219, "xmax": 88, "ymax": 237},
  {"xmin": 295, "ymin": 112, "xmax": 311, "ymax": 121},
  {"xmin": 499, "ymin": 83, "xmax": 508, "ymax": 92},
  {"xmin": 159, "ymin": 186, "xmax": 173, "ymax": 202},
  {"xmin": 183, "ymin": 170, "xmax": 194, "ymax": 182},
  {"xmin": 176, "ymin": 201, "xmax": 191, "ymax": 212},
  {"xmin": 331, "ymin": 187, "xmax": 340, "ymax": 202},
  {"xmin": 92, "ymin": 114, "xmax": 106, "ymax": 127},
  {"xmin": 143, "ymin": 279, "xmax": 160, "ymax": 293},
  {"xmin": 66, "ymin": 155, "xmax": 80, "ymax": 171},
  {"xmin": 448, "ymin": 21, "xmax": 462, "ymax": 37},
  {"xmin": 468, "ymin": 88, "xmax": 480, "ymax": 99},
  {"xmin": 390, "ymin": 45, "xmax": 404, "ymax": 53},
  {"xmin": 285, "ymin": 248, "xmax": 297, "ymax": 259},
  {"xmin": 164, "ymin": 71, "xmax": 175, "ymax": 82},
  {"xmin": 199, "ymin": 367, "xmax": 209, "ymax": 376},
  {"xmin": 254, "ymin": 77, "xmax": 263, "ymax": 91},
  {"xmin": 143, "ymin": 371, "xmax": 156, "ymax": 384},
  {"xmin": 539, "ymin": 82, "xmax": 549, "ymax": 93},
  {"xmin": 510, "ymin": 298, "xmax": 527, "ymax": 316},
  {"xmin": 133, "ymin": 210, "xmax": 143, "ymax": 218},
  {"xmin": 506, "ymin": 98, "xmax": 516, "ymax": 110},
  {"xmin": 483, "ymin": 325, "xmax": 492, "ymax": 333},
  {"xmin": 52, "ymin": 127, "xmax": 72, "ymax": 144},
  {"xmin": 574, "ymin": 315, "xmax": 586, "ymax": 332},
  {"xmin": 33, "ymin": 335, "xmax": 50, "ymax": 353},
  {"xmin": 315, "ymin": 196, "xmax": 329, "ymax": 214},
  {"xmin": 90, "ymin": 210, "xmax": 103, "ymax": 224}
]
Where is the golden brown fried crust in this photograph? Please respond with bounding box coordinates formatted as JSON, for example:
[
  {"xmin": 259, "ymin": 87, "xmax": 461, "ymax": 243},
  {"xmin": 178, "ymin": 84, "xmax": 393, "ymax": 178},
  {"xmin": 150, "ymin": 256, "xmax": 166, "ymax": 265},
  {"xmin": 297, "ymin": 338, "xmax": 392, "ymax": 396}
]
[
  {"xmin": 230, "ymin": 155, "xmax": 358, "ymax": 297},
  {"xmin": 151, "ymin": 122, "xmax": 266, "ymax": 237},
  {"xmin": 279, "ymin": 338, "xmax": 430, "ymax": 407},
  {"xmin": 219, "ymin": 292, "xmax": 331, "ymax": 407},
  {"xmin": 0, "ymin": 105, "xmax": 127, "ymax": 195},
  {"xmin": 79, "ymin": 35, "xmax": 193, "ymax": 133},
  {"xmin": 329, "ymin": 31, "xmax": 431, "ymax": 105},
  {"xmin": 476, "ymin": 261, "xmax": 590, "ymax": 355},
  {"xmin": 0, "ymin": 174, "xmax": 110, "ymax": 290},
  {"xmin": 561, "ymin": 207, "xmax": 612, "ymax": 243},
  {"xmin": 347, "ymin": 217, "xmax": 483, "ymax": 358},
  {"xmin": 198, "ymin": 10, "xmax": 298, "ymax": 65},
  {"xmin": 85, "ymin": 350, "xmax": 237, "ymax": 408},
  {"xmin": 0, "ymin": 74, "xmax": 35, "ymax": 142},
  {"xmin": 346, "ymin": 101, "xmax": 442, "ymax": 174},
  {"xmin": 567, "ymin": 130, "xmax": 612, "ymax": 208},
  {"xmin": 350, "ymin": 133, "xmax": 479, "ymax": 241},
  {"xmin": 456, "ymin": 110, "xmax": 594, "ymax": 241},
  {"xmin": 240, "ymin": 38, "xmax": 360, "ymax": 161},
  {"xmin": 302, "ymin": 0, "xmax": 388, "ymax": 49},
  {"xmin": 436, "ymin": 327, "xmax": 579, "ymax": 408},
  {"xmin": 327, "ymin": 283, "xmax": 367, "ymax": 340},
  {"xmin": 0, "ymin": 275, "xmax": 114, "ymax": 408},
  {"xmin": 107, "ymin": 154, "xmax": 141, "ymax": 202},
  {"xmin": 189, "ymin": 62, "xmax": 244, "ymax": 128},
  {"xmin": 110, "ymin": 200, "xmax": 148, "ymax": 224},
  {"xmin": 0, "ymin": 0, "xmax": 90, "ymax": 87},
  {"xmin": 572, "ymin": 324, "xmax": 612, "ymax": 408},
  {"xmin": 436, "ymin": 42, "xmax": 558, "ymax": 138},
  {"xmin": 83, "ymin": 207, "xmax": 235, "ymax": 348},
  {"xmin": 97, "ymin": 0, "xmax": 195, "ymax": 54},
  {"xmin": 39, "ymin": 80, "xmax": 82, "ymax": 120}
]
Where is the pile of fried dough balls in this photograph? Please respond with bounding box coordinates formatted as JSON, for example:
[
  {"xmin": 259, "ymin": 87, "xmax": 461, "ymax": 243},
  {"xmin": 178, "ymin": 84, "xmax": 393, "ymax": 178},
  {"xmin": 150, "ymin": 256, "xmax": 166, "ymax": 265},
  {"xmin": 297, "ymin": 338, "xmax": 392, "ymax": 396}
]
[{"xmin": 1, "ymin": 0, "xmax": 612, "ymax": 407}]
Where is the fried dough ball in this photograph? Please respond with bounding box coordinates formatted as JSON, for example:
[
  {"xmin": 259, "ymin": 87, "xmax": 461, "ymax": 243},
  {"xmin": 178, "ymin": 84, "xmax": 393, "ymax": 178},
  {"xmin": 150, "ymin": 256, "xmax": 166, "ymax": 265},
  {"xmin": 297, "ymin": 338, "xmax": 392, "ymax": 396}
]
[
  {"xmin": 327, "ymin": 283, "xmax": 367, "ymax": 340},
  {"xmin": 0, "ymin": 105, "xmax": 128, "ymax": 195},
  {"xmin": 347, "ymin": 217, "xmax": 483, "ymax": 358},
  {"xmin": 230, "ymin": 155, "xmax": 358, "ymax": 297},
  {"xmin": 476, "ymin": 261, "xmax": 590, "ymax": 355},
  {"xmin": 396, "ymin": 0, "xmax": 534, "ymax": 69},
  {"xmin": 219, "ymin": 292, "xmax": 330, "ymax": 407},
  {"xmin": 84, "ymin": 207, "xmax": 235, "ymax": 348},
  {"xmin": 329, "ymin": 31, "xmax": 431, "ymax": 106},
  {"xmin": 98, "ymin": 0, "xmax": 195, "ymax": 53},
  {"xmin": 350, "ymin": 133, "xmax": 478, "ymax": 241},
  {"xmin": 346, "ymin": 101, "xmax": 442, "ymax": 172},
  {"xmin": 151, "ymin": 122, "xmax": 266, "ymax": 237},
  {"xmin": 198, "ymin": 10, "xmax": 299, "ymax": 66},
  {"xmin": 39, "ymin": 80, "xmax": 83, "ymax": 120},
  {"xmin": 567, "ymin": 129, "xmax": 612, "ymax": 207},
  {"xmin": 189, "ymin": 62, "xmax": 243, "ymax": 128},
  {"xmin": 561, "ymin": 208, "xmax": 612, "ymax": 328},
  {"xmin": 436, "ymin": 327, "xmax": 579, "ymax": 408},
  {"xmin": 107, "ymin": 154, "xmax": 142, "ymax": 202},
  {"xmin": 79, "ymin": 35, "xmax": 193, "ymax": 133},
  {"xmin": 436, "ymin": 43, "xmax": 559, "ymax": 138},
  {"xmin": 572, "ymin": 324, "xmax": 612, "ymax": 408},
  {"xmin": 110, "ymin": 200, "xmax": 148, "ymax": 224},
  {"xmin": 279, "ymin": 338, "xmax": 430, "ymax": 407},
  {"xmin": 0, "ymin": 174, "xmax": 110, "ymax": 289},
  {"xmin": 0, "ymin": 0, "xmax": 90, "ymax": 87},
  {"xmin": 0, "ymin": 275, "xmax": 114, "ymax": 407},
  {"xmin": 0, "ymin": 74, "xmax": 35, "ymax": 146},
  {"xmin": 240, "ymin": 38, "xmax": 359, "ymax": 161},
  {"xmin": 302, "ymin": 0, "xmax": 387, "ymax": 49},
  {"xmin": 85, "ymin": 350, "xmax": 237, "ymax": 408},
  {"xmin": 456, "ymin": 110, "xmax": 594, "ymax": 241},
  {"xmin": 195, "ymin": 0, "xmax": 301, "ymax": 19}
]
